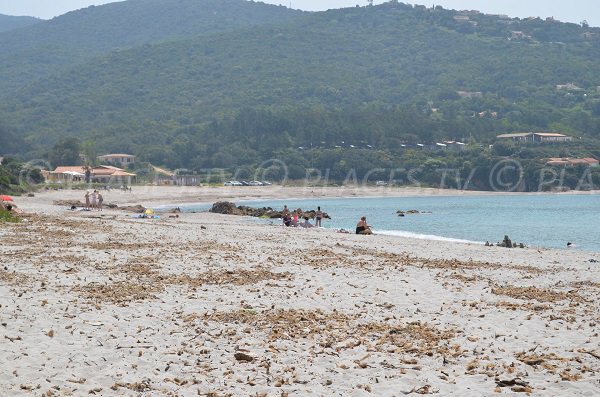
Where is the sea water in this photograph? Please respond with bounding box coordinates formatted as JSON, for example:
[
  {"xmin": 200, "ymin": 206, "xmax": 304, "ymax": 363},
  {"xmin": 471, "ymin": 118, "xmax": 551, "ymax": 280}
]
[{"xmin": 167, "ymin": 194, "xmax": 600, "ymax": 252}]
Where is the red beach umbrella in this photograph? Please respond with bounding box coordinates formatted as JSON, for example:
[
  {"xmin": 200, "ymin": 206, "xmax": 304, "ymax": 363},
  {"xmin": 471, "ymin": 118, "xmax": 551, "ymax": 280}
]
[{"xmin": 0, "ymin": 195, "xmax": 13, "ymax": 202}]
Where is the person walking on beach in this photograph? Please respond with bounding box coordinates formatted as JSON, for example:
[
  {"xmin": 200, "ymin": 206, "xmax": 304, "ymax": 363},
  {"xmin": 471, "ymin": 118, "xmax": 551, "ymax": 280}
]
[
  {"xmin": 97, "ymin": 192, "xmax": 104, "ymax": 211},
  {"xmin": 315, "ymin": 206, "xmax": 323, "ymax": 227},
  {"xmin": 84, "ymin": 191, "xmax": 90, "ymax": 210},
  {"xmin": 356, "ymin": 216, "xmax": 373, "ymax": 235}
]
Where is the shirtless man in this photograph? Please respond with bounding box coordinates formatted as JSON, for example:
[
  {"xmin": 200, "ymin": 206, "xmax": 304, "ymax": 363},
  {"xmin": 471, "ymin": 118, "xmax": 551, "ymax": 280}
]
[{"xmin": 355, "ymin": 216, "xmax": 373, "ymax": 235}]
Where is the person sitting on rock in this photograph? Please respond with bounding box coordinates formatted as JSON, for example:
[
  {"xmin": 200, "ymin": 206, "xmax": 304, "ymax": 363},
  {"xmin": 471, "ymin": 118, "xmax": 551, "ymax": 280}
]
[
  {"xmin": 291, "ymin": 210, "xmax": 299, "ymax": 227},
  {"xmin": 283, "ymin": 213, "xmax": 292, "ymax": 227}
]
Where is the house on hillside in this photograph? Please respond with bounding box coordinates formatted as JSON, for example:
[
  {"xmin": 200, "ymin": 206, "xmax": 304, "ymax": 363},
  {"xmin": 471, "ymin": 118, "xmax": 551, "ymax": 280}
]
[
  {"xmin": 534, "ymin": 133, "xmax": 573, "ymax": 143},
  {"xmin": 444, "ymin": 141, "xmax": 466, "ymax": 151},
  {"xmin": 457, "ymin": 91, "xmax": 483, "ymax": 99},
  {"xmin": 496, "ymin": 133, "xmax": 534, "ymax": 142},
  {"xmin": 46, "ymin": 165, "xmax": 136, "ymax": 184},
  {"xmin": 546, "ymin": 157, "xmax": 599, "ymax": 167},
  {"xmin": 556, "ymin": 83, "xmax": 583, "ymax": 91},
  {"xmin": 496, "ymin": 132, "xmax": 572, "ymax": 143},
  {"xmin": 97, "ymin": 153, "xmax": 136, "ymax": 167},
  {"xmin": 509, "ymin": 31, "xmax": 531, "ymax": 40},
  {"xmin": 453, "ymin": 15, "xmax": 470, "ymax": 22}
]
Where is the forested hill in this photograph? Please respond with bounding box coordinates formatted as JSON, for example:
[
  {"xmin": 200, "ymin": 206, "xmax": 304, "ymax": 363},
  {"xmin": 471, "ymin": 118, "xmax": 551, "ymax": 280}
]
[
  {"xmin": 0, "ymin": 14, "xmax": 40, "ymax": 33},
  {"xmin": 2, "ymin": 1, "xmax": 600, "ymax": 176},
  {"xmin": 0, "ymin": 0, "xmax": 302, "ymax": 93}
]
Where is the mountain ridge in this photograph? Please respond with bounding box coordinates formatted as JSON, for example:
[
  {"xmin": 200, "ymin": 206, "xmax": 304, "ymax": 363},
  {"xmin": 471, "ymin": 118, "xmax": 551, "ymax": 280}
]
[
  {"xmin": 0, "ymin": 13, "xmax": 41, "ymax": 33},
  {"xmin": 0, "ymin": 0, "xmax": 303, "ymax": 93},
  {"xmin": 1, "ymin": 1, "xmax": 599, "ymax": 177}
]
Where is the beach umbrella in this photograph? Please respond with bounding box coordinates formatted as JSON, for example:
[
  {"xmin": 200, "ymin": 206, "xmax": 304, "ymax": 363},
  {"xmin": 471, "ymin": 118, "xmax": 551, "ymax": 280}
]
[{"xmin": 1, "ymin": 195, "xmax": 13, "ymax": 202}]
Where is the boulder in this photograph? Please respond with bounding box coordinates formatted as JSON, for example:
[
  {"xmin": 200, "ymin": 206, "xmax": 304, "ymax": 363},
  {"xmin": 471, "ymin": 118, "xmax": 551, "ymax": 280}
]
[
  {"xmin": 209, "ymin": 202, "xmax": 330, "ymax": 219},
  {"xmin": 396, "ymin": 209, "xmax": 429, "ymax": 216},
  {"xmin": 210, "ymin": 201, "xmax": 242, "ymax": 215}
]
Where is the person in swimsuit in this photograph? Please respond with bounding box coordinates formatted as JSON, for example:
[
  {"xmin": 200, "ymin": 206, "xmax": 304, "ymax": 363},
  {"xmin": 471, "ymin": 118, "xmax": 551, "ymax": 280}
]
[
  {"xmin": 90, "ymin": 190, "xmax": 98, "ymax": 210},
  {"xmin": 356, "ymin": 216, "xmax": 372, "ymax": 235},
  {"xmin": 315, "ymin": 206, "xmax": 323, "ymax": 227}
]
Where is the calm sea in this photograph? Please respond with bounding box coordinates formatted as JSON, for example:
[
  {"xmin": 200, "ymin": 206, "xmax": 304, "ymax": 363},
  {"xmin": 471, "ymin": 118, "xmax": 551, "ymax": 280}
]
[{"xmin": 162, "ymin": 194, "xmax": 600, "ymax": 252}]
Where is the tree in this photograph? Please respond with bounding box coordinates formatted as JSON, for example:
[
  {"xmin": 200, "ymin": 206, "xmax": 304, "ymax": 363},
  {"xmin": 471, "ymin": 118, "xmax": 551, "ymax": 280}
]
[{"xmin": 48, "ymin": 137, "xmax": 82, "ymax": 168}]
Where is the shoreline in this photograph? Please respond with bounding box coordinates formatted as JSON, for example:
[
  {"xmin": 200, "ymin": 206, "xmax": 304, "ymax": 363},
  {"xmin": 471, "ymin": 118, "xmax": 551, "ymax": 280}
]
[{"xmin": 14, "ymin": 186, "xmax": 600, "ymax": 253}]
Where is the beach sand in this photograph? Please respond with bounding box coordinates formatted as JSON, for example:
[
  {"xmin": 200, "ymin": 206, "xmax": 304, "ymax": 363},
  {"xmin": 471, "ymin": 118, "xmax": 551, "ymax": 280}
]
[{"xmin": 1, "ymin": 186, "xmax": 599, "ymax": 396}]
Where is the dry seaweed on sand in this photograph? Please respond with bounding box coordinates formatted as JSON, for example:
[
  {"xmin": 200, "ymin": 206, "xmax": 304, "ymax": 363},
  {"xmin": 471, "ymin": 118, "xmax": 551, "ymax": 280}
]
[
  {"xmin": 168, "ymin": 267, "xmax": 293, "ymax": 288},
  {"xmin": 73, "ymin": 281, "xmax": 165, "ymax": 305},
  {"xmin": 491, "ymin": 285, "xmax": 583, "ymax": 303},
  {"xmin": 199, "ymin": 308, "xmax": 455, "ymax": 356}
]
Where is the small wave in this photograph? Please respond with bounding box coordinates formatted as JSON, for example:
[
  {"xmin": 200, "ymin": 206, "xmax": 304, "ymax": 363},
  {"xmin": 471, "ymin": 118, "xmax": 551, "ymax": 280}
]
[{"xmin": 375, "ymin": 229, "xmax": 483, "ymax": 245}]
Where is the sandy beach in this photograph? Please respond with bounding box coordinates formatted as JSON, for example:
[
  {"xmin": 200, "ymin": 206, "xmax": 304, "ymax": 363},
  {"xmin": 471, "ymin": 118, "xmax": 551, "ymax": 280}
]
[{"xmin": 1, "ymin": 186, "xmax": 599, "ymax": 396}]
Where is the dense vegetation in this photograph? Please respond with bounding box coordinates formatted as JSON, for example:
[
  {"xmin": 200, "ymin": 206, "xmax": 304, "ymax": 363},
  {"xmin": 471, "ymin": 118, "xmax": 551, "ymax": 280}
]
[
  {"xmin": 0, "ymin": 0, "xmax": 301, "ymax": 94},
  {"xmin": 0, "ymin": 14, "xmax": 40, "ymax": 33},
  {"xmin": 0, "ymin": 157, "xmax": 44, "ymax": 195},
  {"xmin": 1, "ymin": 1, "xmax": 600, "ymax": 191}
]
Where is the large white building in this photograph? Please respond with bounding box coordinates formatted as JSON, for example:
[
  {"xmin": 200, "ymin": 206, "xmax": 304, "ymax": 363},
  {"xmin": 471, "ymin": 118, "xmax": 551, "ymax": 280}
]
[
  {"xmin": 97, "ymin": 154, "xmax": 136, "ymax": 166},
  {"xmin": 496, "ymin": 132, "xmax": 573, "ymax": 143}
]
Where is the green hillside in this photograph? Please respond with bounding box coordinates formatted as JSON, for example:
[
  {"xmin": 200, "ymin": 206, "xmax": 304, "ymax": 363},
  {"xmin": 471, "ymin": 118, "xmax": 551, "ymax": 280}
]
[
  {"xmin": 0, "ymin": 14, "xmax": 40, "ymax": 33},
  {"xmin": 0, "ymin": 0, "xmax": 302, "ymax": 93},
  {"xmin": 2, "ymin": 1, "xmax": 600, "ymax": 190}
]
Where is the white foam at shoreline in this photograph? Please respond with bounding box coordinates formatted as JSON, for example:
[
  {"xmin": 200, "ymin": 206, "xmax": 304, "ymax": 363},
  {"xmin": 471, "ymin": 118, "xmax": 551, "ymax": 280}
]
[{"xmin": 375, "ymin": 229, "xmax": 484, "ymax": 245}]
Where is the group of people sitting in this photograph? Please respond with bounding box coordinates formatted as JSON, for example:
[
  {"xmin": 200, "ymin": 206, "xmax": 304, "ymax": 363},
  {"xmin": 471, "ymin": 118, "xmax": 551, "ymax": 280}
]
[
  {"xmin": 280, "ymin": 204, "xmax": 372, "ymax": 235},
  {"xmin": 281, "ymin": 205, "xmax": 323, "ymax": 228}
]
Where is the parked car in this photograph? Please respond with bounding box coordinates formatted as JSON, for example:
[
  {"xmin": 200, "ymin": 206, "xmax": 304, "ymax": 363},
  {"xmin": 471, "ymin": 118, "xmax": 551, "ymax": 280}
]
[
  {"xmin": 261, "ymin": 181, "xmax": 272, "ymax": 186},
  {"xmin": 224, "ymin": 181, "xmax": 243, "ymax": 186},
  {"xmin": 375, "ymin": 181, "xmax": 388, "ymax": 186},
  {"xmin": 248, "ymin": 180, "xmax": 263, "ymax": 186}
]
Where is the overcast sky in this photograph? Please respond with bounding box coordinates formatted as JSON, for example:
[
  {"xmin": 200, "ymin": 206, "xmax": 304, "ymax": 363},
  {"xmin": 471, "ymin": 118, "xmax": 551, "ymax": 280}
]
[{"xmin": 0, "ymin": 0, "xmax": 597, "ymax": 26}]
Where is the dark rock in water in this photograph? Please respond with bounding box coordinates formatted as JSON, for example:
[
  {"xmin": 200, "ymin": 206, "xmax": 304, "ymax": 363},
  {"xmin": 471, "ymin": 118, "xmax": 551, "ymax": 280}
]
[
  {"xmin": 496, "ymin": 235, "xmax": 522, "ymax": 248},
  {"xmin": 396, "ymin": 209, "xmax": 430, "ymax": 216},
  {"xmin": 209, "ymin": 201, "xmax": 331, "ymax": 219},
  {"xmin": 210, "ymin": 201, "xmax": 239, "ymax": 215}
]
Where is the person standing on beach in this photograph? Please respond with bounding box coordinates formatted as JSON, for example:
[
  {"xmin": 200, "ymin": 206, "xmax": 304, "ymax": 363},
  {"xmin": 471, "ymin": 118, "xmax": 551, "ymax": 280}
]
[
  {"xmin": 91, "ymin": 190, "xmax": 97, "ymax": 210},
  {"xmin": 315, "ymin": 206, "xmax": 323, "ymax": 227},
  {"xmin": 84, "ymin": 191, "xmax": 90, "ymax": 210},
  {"xmin": 97, "ymin": 192, "xmax": 104, "ymax": 211}
]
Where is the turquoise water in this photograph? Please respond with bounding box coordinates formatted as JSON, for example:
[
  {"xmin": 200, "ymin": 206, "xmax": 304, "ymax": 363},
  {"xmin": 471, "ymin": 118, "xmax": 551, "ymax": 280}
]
[{"xmin": 166, "ymin": 194, "xmax": 600, "ymax": 252}]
